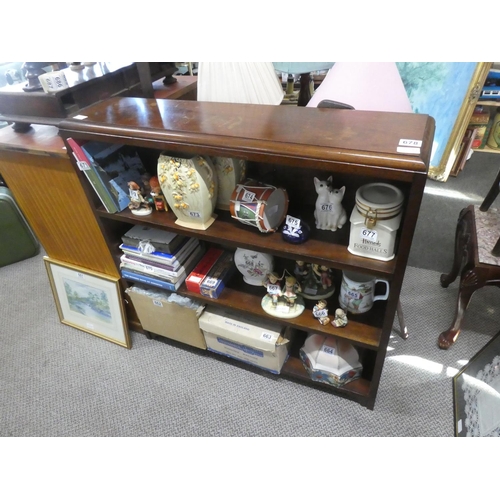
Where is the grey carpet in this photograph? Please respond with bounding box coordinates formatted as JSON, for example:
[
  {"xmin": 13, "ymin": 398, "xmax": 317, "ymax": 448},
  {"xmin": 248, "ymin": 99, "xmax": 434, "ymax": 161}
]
[{"xmin": 1, "ymin": 250, "xmax": 498, "ymax": 436}]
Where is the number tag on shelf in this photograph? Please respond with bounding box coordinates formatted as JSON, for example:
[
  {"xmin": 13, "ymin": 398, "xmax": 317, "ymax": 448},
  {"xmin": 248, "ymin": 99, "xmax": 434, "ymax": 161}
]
[
  {"xmin": 242, "ymin": 189, "xmax": 256, "ymax": 202},
  {"xmin": 314, "ymin": 308, "xmax": 328, "ymax": 318},
  {"xmin": 277, "ymin": 304, "xmax": 289, "ymax": 313},
  {"xmin": 189, "ymin": 211, "xmax": 201, "ymax": 218},
  {"xmin": 267, "ymin": 284, "xmax": 280, "ymax": 294},
  {"xmin": 204, "ymin": 277, "xmax": 218, "ymax": 288},
  {"xmin": 153, "ymin": 299, "xmax": 163, "ymax": 307},
  {"xmin": 321, "ymin": 203, "xmax": 333, "ymax": 212},
  {"xmin": 260, "ymin": 331, "xmax": 276, "ymax": 343},
  {"xmin": 76, "ymin": 160, "xmax": 90, "ymax": 171},
  {"xmin": 360, "ymin": 227, "xmax": 378, "ymax": 242},
  {"xmin": 321, "ymin": 345, "xmax": 335, "ymax": 355}
]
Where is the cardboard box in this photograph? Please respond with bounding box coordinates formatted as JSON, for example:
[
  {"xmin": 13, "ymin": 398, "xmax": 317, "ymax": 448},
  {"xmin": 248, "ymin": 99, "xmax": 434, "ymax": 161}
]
[
  {"xmin": 199, "ymin": 308, "xmax": 291, "ymax": 374},
  {"xmin": 126, "ymin": 287, "xmax": 207, "ymax": 349}
]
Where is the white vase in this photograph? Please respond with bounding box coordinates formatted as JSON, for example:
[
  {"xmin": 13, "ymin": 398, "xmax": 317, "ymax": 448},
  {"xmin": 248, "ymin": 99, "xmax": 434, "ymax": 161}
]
[
  {"xmin": 234, "ymin": 248, "xmax": 273, "ymax": 286},
  {"xmin": 211, "ymin": 157, "xmax": 246, "ymax": 210},
  {"xmin": 157, "ymin": 153, "xmax": 218, "ymax": 230}
]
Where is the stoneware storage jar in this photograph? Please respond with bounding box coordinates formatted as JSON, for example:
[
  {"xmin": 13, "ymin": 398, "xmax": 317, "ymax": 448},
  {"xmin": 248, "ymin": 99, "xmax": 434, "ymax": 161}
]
[
  {"xmin": 157, "ymin": 153, "xmax": 218, "ymax": 230},
  {"xmin": 348, "ymin": 182, "xmax": 404, "ymax": 261}
]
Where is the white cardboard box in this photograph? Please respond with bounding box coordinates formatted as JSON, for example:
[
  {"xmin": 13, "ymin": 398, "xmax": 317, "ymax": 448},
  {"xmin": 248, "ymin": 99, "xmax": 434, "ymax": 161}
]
[{"xmin": 199, "ymin": 308, "xmax": 291, "ymax": 374}]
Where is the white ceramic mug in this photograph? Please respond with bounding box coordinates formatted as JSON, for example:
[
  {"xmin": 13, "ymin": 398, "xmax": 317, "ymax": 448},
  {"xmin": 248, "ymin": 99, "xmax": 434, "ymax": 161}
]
[{"xmin": 338, "ymin": 271, "xmax": 389, "ymax": 314}]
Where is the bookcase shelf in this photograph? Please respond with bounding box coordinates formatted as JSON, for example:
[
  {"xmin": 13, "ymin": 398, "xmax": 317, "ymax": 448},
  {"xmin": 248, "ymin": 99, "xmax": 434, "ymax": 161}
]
[{"xmin": 59, "ymin": 97, "xmax": 435, "ymax": 410}]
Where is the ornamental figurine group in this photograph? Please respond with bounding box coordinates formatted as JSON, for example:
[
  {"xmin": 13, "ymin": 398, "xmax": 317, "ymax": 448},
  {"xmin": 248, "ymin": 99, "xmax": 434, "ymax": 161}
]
[{"xmin": 312, "ymin": 300, "xmax": 349, "ymax": 328}]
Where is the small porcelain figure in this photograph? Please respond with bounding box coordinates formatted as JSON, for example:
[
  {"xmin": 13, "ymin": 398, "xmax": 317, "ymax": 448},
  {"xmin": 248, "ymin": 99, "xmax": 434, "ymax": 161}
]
[
  {"xmin": 282, "ymin": 276, "xmax": 301, "ymax": 309},
  {"xmin": 313, "ymin": 176, "xmax": 347, "ymax": 231},
  {"xmin": 262, "ymin": 271, "xmax": 282, "ymax": 307},
  {"xmin": 127, "ymin": 181, "xmax": 152, "ymax": 216},
  {"xmin": 312, "ymin": 300, "xmax": 330, "ymax": 325},
  {"xmin": 313, "ymin": 264, "xmax": 333, "ymax": 290},
  {"xmin": 294, "ymin": 260, "xmax": 309, "ymax": 280},
  {"xmin": 332, "ymin": 308, "xmax": 348, "ymax": 328}
]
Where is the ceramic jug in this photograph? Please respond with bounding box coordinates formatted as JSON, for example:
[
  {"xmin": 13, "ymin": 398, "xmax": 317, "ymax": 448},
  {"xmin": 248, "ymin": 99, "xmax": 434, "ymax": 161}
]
[{"xmin": 157, "ymin": 153, "xmax": 218, "ymax": 230}]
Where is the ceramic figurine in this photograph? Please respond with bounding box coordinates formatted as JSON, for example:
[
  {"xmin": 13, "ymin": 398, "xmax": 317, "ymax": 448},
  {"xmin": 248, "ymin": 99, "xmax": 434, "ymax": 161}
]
[
  {"xmin": 127, "ymin": 181, "xmax": 152, "ymax": 216},
  {"xmin": 313, "ymin": 176, "xmax": 347, "ymax": 231},
  {"xmin": 313, "ymin": 264, "xmax": 333, "ymax": 290},
  {"xmin": 298, "ymin": 262, "xmax": 336, "ymax": 300},
  {"xmin": 148, "ymin": 175, "xmax": 167, "ymax": 212},
  {"xmin": 282, "ymin": 276, "xmax": 301, "ymax": 309},
  {"xmin": 332, "ymin": 308, "xmax": 348, "ymax": 328},
  {"xmin": 262, "ymin": 271, "xmax": 282, "ymax": 307},
  {"xmin": 294, "ymin": 260, "xmax": 309, "ymax": 280},
  {"xmin": 312, "ymin": 300, "xmax": 330, "ymax": 325}
]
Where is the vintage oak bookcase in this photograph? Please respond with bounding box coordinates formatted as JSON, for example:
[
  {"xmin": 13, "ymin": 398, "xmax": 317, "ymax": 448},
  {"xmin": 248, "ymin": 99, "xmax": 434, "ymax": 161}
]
[{"xmin": 58, "ymin": 97, "xmax": 435, "ymax": 409}]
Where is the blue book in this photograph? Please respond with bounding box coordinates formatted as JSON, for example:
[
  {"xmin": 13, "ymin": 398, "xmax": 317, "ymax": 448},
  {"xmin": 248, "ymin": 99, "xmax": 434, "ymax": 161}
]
[{"xmin": 120, "ymin": 268, "xmax": 181, "ymax": 292}]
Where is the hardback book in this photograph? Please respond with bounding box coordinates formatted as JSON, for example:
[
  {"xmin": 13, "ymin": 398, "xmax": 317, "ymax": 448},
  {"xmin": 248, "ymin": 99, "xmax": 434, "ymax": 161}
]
[
  {"xmin": 120, "ymin": 243, "xmax": 204, "ymax": 283},
  {"xmin": 80, "ymin": 140, "xmax": 149, "ymax": 213},
  {"xmin": 66, "ymin": 138, "xmax": 120, "ymax": 213},
  {"xmin": 121, "ymin": 225, "xmax": 186, "ymax": 254},
  {"xmin": 120, "ymin": 268, "xmax": 183, "ymax": 292},
  {"xmin": 119, "ymin": 236, "xmax": 200, "ymax": 270}
]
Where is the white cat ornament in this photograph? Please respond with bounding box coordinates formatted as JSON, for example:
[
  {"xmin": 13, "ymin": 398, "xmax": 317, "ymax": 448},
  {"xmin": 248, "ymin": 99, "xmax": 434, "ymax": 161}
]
[{"xmin": 313, "ymin": 176, "xmax": 347, "ymax": 232}]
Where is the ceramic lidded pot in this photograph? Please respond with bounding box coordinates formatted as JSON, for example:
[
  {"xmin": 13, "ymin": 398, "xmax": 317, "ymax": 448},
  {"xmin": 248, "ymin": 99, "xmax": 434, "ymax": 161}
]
[
  {"xmin": 157, "ymin": 153, "xmax": 218, "ymax": 230},
  {"xmin": 211, "ymin": 157, "xmax": 247, "ymax": 211}
]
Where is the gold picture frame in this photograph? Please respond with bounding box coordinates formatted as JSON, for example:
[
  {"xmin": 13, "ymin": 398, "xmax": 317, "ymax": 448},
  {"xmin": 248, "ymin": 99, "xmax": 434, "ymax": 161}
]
[
  {"xmin": 397, "ymin": 62, "xmax": 492, "ymax": 182},
  {"xmin": 428, "ymin": 62, "xmax": 492, "ymax": 182},
  {"xmin": 44, "ymin": 257, "xmax": 131, "ymax": 348}
]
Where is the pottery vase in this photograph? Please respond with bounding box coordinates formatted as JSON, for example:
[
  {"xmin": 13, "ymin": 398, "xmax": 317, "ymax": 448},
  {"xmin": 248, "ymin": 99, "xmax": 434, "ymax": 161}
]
[
  {"xmin": 157, "ymin": 153, "xmax": 218, "ymax": 230},
  {"xmin": 211, "ymin": 157, "xmax": 246, "ymax": 210}
]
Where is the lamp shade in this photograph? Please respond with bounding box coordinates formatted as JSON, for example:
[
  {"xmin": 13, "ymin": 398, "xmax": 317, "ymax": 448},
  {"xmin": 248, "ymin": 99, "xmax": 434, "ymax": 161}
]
[
  {"xmin": 197, "ymin": 62, "xmax": 284, "ymax": 105},
  {"xmin": 307, "ymin": 62, "xmax": 412, "ymax": 113},
  {"xmin": 272, "ymin": 62, "xmax": 334, "ymax": 74}
]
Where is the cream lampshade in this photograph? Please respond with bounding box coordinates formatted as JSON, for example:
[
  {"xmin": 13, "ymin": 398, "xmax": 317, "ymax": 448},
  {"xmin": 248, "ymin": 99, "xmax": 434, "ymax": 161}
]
[
  {"xmin": 307, "ymin": 62, "xmax": 412, "ymax": 113},
  {"xmin": 197, "ymin": 62, "xmax": 284, "ymax": 105}
]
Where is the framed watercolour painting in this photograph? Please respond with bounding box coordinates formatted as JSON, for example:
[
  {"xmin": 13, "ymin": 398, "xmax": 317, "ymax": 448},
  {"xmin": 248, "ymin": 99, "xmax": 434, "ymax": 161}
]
[
  {"xmin": 453, "ymin": 329, "xmax": 500, "ymax": 437},
  {"xmin": 44, "ymin": 257, "xmax": 131, "ymax": 348}
]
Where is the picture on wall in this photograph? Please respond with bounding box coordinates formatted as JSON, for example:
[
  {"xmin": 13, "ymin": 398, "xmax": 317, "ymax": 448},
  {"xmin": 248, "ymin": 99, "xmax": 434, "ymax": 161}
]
[{"xmin": 44, "ymin": 257, "xmax": 130, "ymax": 348}]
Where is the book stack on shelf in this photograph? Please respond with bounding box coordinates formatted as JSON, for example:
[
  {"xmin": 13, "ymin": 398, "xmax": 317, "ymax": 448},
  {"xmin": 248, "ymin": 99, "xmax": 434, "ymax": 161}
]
[{"xmin": 119, "ymin": 225, "xmax": 205, "ymax": 292}]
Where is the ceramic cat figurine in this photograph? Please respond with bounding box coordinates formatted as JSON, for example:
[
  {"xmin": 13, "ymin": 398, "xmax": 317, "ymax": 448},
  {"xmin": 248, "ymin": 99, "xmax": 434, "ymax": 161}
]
[
  {"xmin": 314, "ymin": 176, "xmax": 332, "ymax": 230},
  {"xmin": 327, "ymin": 185, "xmax": 347, "ymax": 231},
  {"xmin": 314, "ymin": 176, "xmax": 347, "ymax": 231}
]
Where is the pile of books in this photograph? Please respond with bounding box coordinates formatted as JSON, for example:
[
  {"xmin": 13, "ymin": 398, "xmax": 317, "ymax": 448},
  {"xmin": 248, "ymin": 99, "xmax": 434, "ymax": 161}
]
[{"xmin": 119, "ymin": 225, "xmax": 205, "ymax": 292}]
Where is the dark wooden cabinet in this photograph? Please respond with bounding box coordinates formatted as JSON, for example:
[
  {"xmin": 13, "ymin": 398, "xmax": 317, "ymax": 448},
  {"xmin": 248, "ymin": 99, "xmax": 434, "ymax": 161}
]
[{"xmin": 58, "ymin": 97, "xmax": 435, "ymax": 409}]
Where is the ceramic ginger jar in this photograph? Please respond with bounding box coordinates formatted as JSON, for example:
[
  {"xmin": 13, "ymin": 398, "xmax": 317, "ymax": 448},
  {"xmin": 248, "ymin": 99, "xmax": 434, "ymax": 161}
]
[
  {"xmin": 211, "ymin": 156, "xmax": 247, "ymax": 210},
  {"xmin": 157, "ymin": 153, "xmax": 218, "ymax": 230}
]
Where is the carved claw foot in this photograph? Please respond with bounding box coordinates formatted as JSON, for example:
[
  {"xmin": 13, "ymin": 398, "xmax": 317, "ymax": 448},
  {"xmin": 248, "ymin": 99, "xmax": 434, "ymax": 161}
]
[{"xmin": 438, "ymin": 330, "xmax": 460, "ymax": 349}]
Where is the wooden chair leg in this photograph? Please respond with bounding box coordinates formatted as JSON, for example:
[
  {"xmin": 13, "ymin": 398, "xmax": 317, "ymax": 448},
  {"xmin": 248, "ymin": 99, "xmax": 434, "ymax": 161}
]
[
  {"xmin": 441, "ymin": 208, "xmax": 470, "ymax": 288},
  {"xmin": 395, "ymin": 299, "xmax": 408, "ymax": 339},
  {"xmin": 438, "ymin": 269, "xmax": 481, "ymax": 349}
]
